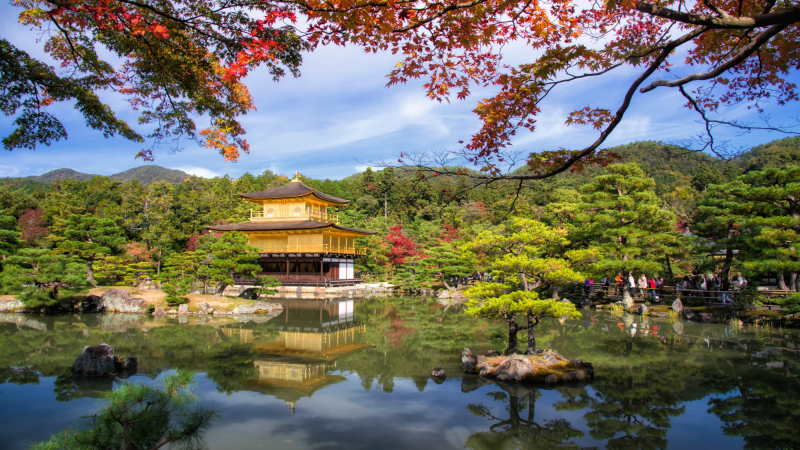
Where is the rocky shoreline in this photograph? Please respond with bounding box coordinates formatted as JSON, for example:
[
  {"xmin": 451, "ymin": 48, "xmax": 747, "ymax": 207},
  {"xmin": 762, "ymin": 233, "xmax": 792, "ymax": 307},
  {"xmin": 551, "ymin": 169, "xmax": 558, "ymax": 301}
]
[
  {"xmin": 0, "ymin": 288, "xmax": 284, "ymax": 317},
  {"xmin": 461, "ymin": 349, "xmax": 594, "ymax": 384}
]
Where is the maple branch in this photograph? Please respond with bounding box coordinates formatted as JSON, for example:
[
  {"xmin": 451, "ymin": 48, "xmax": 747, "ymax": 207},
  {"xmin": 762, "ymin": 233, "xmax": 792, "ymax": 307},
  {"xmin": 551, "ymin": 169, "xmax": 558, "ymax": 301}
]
[
  {"xmin": 640, "ymin": 21, "xmax": 793, "ymax": 93},
  {"xmin": 633, "ymin": 1, "xmax": 800, "ymax": 29}
]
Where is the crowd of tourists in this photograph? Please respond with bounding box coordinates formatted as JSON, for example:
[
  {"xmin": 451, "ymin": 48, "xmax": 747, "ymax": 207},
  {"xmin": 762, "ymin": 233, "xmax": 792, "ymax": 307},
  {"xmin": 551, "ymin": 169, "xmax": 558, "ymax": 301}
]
[{"xmin": 583, "ymin": 272, "xmax": 750, "ymax": 304}]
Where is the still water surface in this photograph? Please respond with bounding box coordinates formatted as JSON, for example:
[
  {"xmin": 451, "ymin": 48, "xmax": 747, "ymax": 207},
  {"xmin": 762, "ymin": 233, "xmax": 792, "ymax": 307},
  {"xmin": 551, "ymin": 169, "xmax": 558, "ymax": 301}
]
[{"xmin": 1, "ymin": 297, "xmax": 799, "ymax": 449}]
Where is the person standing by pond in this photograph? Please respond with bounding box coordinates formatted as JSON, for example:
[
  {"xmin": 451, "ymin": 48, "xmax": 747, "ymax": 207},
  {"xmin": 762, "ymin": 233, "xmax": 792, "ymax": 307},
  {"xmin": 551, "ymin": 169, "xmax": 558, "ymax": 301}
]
[
  {"xmin": 722, "ymin": 276, "xmax": 731, "ymax": 304},
  {"xmin": 648, "ymin": 277, "xmax": 658, "ymax": 300},
  {"xmin": 615, "ymin": 273, "xmax": 624, "ymax": 296},
  {"xmin": 638, "ymin": 274, "xmax": 648, "ymax": 298},
  {"xmin": 628, "ymin": 273, "xmax": 636, "ymax": 298}
]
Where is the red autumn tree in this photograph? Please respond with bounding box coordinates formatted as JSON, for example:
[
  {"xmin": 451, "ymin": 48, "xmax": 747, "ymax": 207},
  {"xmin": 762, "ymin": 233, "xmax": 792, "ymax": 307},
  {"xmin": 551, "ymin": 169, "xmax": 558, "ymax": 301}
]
[
  {"xmin": 439, "ymin": 224, "xmax": 460, "ymax": 243},
  {"xmin": 18, "ymin": 209, "xmax": 48, "ymax": 245},
  {"xmin": 385, "ymin": 225, "xmax": 419, "ymax": 265}
]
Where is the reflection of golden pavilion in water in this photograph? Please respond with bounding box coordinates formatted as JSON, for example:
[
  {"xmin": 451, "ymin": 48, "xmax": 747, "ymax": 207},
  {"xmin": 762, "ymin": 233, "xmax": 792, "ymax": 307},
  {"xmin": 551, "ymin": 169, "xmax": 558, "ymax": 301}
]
[{"xmin": 222, "ymin": 299, "xmax": 371, "ymax": 413}]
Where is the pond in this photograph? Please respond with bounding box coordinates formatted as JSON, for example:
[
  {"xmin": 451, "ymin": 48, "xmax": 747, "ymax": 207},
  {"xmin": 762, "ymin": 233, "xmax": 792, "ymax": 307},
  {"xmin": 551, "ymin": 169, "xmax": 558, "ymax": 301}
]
[{"xmin": 1, "ymin": 297, "xmax": 799, "ymax": 449}]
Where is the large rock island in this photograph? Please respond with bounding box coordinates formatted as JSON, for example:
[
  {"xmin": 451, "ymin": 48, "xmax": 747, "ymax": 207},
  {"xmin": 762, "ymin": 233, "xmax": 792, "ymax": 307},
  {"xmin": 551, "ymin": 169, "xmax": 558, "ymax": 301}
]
[{"xmin": 461, "ymin": 349, "xmax": 594, "ymax": 383}]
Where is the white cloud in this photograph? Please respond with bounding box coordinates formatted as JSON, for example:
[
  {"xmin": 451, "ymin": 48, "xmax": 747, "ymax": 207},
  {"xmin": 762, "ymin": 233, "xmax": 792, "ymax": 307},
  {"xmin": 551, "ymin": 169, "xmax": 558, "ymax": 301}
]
[
  {"xmin": 173, "ymin": 166, "xmax": 222, "ymax": 178},
  {"xmin": 0, "ymin": 165, "xmax": 21, "ymax": 177}
]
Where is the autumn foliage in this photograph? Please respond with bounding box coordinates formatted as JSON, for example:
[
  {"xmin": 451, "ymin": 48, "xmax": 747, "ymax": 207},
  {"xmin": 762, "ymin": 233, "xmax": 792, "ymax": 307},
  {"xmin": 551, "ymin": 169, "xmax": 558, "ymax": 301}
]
[{"xmin": 385, "ymin": 225, "xmax": 420, "ymax": 265}]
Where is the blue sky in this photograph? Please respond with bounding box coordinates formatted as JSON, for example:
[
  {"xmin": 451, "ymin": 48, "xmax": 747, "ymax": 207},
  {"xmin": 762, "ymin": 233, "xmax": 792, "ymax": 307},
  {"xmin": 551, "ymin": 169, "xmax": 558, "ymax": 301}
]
[{"xmin": 1, "ymin": 4, "xmax": 798, "ymax": 180}]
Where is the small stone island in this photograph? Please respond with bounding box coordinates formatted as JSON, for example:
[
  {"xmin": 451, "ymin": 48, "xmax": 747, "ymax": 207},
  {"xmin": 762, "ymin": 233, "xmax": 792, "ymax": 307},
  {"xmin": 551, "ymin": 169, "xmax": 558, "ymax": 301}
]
[
  {"xmin": 461, "ymin": 349, "xmax": 594, "ymax": 383},
  {"xmin": 206, "ymin": 172, "xmax": 377, "ymax": 287}
]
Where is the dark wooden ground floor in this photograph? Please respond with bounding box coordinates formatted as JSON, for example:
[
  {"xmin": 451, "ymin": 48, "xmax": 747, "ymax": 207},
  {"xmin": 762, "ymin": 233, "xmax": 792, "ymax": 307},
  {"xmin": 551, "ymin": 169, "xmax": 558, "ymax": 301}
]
[{"xmin": 236, "ymin": 255, "xmax": 362, "ymax": 287}]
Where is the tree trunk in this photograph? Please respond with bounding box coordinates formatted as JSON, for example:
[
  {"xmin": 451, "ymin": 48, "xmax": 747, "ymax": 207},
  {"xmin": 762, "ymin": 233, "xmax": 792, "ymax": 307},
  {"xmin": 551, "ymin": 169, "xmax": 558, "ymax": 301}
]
[
  {"xmin": 87, "ymin": 259, "xmax": 97, "ymax": 286},
  {"xmin": 439, "ymin": 272, "xmax": 451, "ymax": 290},
  {"xmin": 384, "ymin": 192, "xmax": 388, "ymax": 218},
  {"xmin": 214, "ymin": 282, "xmax": 228, "ymax": 297},
  {"xmin": 778, "ymin": 272, "xmax": 788, "ymax": 290},
  {"xmin": 664, "ymin": 256, "xmax": 674, "ymax": 280},
  {"xmin": 791, "ymin": 273, "xmax": 797, "ymax": 292},
  {"xmin": 505, "ymin": 313, "xmax": 519, "ymax": 355},
  {"xmin": 525, "ymin": 311, "xmax": 539, "ymax": 355},
  {"xmin": 551, "ymin": 286, "xmax": 560, "ymax": 301},
  {"xmin": 622, "ymin": 275, "xmax": 632, "ymax": 303}
]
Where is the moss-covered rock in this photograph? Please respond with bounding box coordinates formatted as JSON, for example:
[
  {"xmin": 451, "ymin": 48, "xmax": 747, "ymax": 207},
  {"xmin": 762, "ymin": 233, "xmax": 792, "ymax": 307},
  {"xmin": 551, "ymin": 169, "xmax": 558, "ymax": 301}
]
[{"xmin": 461, "ymin": 348, "xmax": 594, "ymax": 383}]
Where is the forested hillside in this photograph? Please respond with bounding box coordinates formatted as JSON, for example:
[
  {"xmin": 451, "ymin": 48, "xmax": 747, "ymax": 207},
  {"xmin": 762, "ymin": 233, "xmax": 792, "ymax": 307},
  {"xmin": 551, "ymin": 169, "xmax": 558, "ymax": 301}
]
[
  {"xmin": 1, "ymin": 136, "xmax": 799, "ymax": 303},
  {"xmin": 0, "ymin": 165, "xmax": 191, "ymax": 191}
]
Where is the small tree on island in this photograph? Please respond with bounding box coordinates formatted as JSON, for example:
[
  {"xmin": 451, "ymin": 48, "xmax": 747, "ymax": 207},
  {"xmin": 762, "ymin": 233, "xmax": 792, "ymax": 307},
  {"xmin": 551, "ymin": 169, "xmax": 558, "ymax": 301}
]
[
  {"xmin": 30, "ymin": 370, "xmax": 218, "ymax": 450},
  {"xmin": 1, "ymin": 249, "xmax": 91, "ymax": 309},
  {"xmin": 465, "ymin": 219, "xmax": 585, "ymax": 355}
]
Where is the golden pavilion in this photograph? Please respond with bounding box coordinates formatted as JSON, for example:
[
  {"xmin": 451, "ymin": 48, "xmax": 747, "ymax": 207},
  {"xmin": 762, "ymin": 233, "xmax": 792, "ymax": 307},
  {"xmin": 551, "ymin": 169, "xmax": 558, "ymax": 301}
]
[{"xmin": 206, "ymin": 172, "xmax": 376, "ymax": 286}]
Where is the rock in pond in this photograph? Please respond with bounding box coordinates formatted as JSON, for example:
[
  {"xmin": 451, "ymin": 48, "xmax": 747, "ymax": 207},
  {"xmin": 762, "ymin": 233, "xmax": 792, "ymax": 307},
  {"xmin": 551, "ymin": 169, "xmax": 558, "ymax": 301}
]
[
  {"xmin": 622, "ymin": 296, "xmax": 634, "ymax": 309},
  {"xmin": 102, "ymin": 290, "xmax": 146, "ymax": 313},
  {"xmin": 635, "ymin": 304, "xmax": 649, "ymax": 315},
  {"xmin": 154, "ymin": 307, "xmax": 165, "ymax": 315},
  {"xmin": 462, "ymin": 348, "xmax": 593, "ymax": 384},
  {"xmin": 232, "ymin": 304, "xmax": 256, "ymax": 315},
  {"xmin": 672, "ymin": 299, "xmax": 683, "ymax": 315},
  {"xmin": 683, "ymin": 308, "xmax": 697, "ymax": 321},
  {"xmin": 72, "ymin": 344, "xmax": 116, "ymax": 377},
  {"xmin": 580, "ymin": 298, "xmax": 592, "ymax": 309},
  {"xmin": 80, "ymin": 295, "xmax": 104, "ymax": 313},
  {"xmin": 198, "ymin": 302, "xmax": 214, "ymax": 313},
  {"xmin": 252, "ymin": 301, "xmax": 273, "ymax": 313},
  {"xmin": 0, "ymin": 299, "xmax": 26, "ymax": 312},
  {"xmin": 431, "ymin": 366, "xmax": 446, "ymax": 378},
  {"xmin": 494, "ymin": 356, "xmax": 533, "ymax": 382},
  {"xmin": 178, "ymin": 304, "xmax": 189, "ymax": 314},
  {"xmin": 73, "ymin": 344, "xmax": 138, "ymax": 377}
]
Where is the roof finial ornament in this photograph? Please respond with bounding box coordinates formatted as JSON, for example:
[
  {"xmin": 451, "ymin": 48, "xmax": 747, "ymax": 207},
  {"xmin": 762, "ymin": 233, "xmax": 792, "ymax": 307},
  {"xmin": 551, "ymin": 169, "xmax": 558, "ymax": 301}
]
[{"xmin": 291, "ymin": 171, "xmax": 301, "ymax": 182}]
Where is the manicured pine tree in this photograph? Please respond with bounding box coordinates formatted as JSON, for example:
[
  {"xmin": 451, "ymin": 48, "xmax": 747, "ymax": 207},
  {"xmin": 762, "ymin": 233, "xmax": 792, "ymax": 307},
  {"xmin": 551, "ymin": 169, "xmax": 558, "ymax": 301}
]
[
  {"xmin": 417, "ymin": 240, "xmax": 476, "ymax": 290},
  {"xmin": 1, "ymin": 249, "xmax": 91, "ymax": 309},
  {"xmin": 56, "ymin": 215, "xmax": 126, "ymax": 285},
  {"xmin": 575, "ymin": 164, "xmax": 676, "ymax": 303},
  {"xmin": 692, "ymin": 183, "xmax": 750, "ymax": 283},
  {"xmin": 0, "ymin": 209, "xmax": 21, "ymax": 263},
  {"xmin": 723, "ymin": 166, "xmax": 800, "ymax": 291},
  {"xmin": 465, "ymin": 218, "xmax": 584, "ymax": 354},
  {"xmin": 158, "ymin": 251, "xmax": 206, "ymax": 305},
  {"xmin": 205, "ymin": 231, "xmax": 261, "ymax": 296}
]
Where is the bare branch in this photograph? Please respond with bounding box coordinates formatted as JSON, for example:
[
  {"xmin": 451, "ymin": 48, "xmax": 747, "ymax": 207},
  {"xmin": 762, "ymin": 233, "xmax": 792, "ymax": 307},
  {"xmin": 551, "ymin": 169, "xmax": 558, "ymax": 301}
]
[{"xmin": 640, "ymin": 21, "xmax": 793, "ymax": 93}]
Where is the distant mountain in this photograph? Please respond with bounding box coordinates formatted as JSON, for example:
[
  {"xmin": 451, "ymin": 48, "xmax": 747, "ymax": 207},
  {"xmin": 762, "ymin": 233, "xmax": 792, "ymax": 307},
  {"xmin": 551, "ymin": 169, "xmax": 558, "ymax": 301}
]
[
  {"xmin": 1, "ymin": 165, "xmax": 193, "ymax": 191},
  {"xmin": 36, "ymin": 168, "xmax": 98, "ymax": 183},
  {"xmin": 110, "ymin": 166, "xmax": 190, "ymax": 184}
]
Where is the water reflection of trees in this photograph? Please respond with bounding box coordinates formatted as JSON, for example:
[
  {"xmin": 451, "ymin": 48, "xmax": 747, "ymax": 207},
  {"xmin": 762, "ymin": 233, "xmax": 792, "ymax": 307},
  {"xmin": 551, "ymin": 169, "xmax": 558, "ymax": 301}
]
[
  {"xmin": 2, "ymin": 301, "xmax": 800, "ymax": 449},
  {"xmin": 463, "ymin": 381, "xmax": 586, "ymax": 450}
]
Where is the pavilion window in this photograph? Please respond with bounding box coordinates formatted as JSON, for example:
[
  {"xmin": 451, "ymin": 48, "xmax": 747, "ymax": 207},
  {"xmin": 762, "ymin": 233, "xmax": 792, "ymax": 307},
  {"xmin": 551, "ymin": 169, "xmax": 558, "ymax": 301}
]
[
  {"xmin": 267, "ymin": 208, "xmax": 275, "ymax": 217},
  {"xmin": 294, "ymin": 207, "xmax": 301, "ymax": 216}
]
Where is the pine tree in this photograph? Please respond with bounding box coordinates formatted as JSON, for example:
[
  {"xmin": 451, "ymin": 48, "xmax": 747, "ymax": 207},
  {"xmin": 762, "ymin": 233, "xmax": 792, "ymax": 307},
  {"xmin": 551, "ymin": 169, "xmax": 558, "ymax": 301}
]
[
  {"xmin": 1, "ymin": 249, "xmax": 91, "ymax": 309},
  {"xmin": 31, "ymin": 371, "xmax": 218, "ymax": 450},
  {"xmin": 466, "ymin": 218, "xmax": 585, "ymax": 354},
  {"xmin": 576, "ymin": 164, "xmax": 676, "ymax": 303},
  {"xmin": 417, "ymin": 240, "xmax": 476, "ymax": 290},
  {"xmin": 723, "ymin": 166, "xmax": 800, "ymax": 291},
  {"xmin": 56, "ymin": 215, "xmax": 126, "ymax": 285},
  {"xmin": 0, "ymin": 209, "xmax": 21, "ymax": 263},
  {"xmin": 159, "ymin": 251, "xmax": 206, "ymax": 305},
  {"xmin": 205, "ymin": 231, "xmax": 261, "ymax": 296}
]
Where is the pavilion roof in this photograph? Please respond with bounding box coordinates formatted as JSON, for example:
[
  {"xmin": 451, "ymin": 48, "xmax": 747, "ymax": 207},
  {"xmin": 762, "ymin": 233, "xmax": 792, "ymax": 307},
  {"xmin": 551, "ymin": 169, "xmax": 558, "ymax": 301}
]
[
  {"xmin": 238, "ymin": 181, "xmax": 349, "ymax": 205},
  {"xmin": 205, "ymin": 220, "xmax": 376, "ymax": 235}
]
